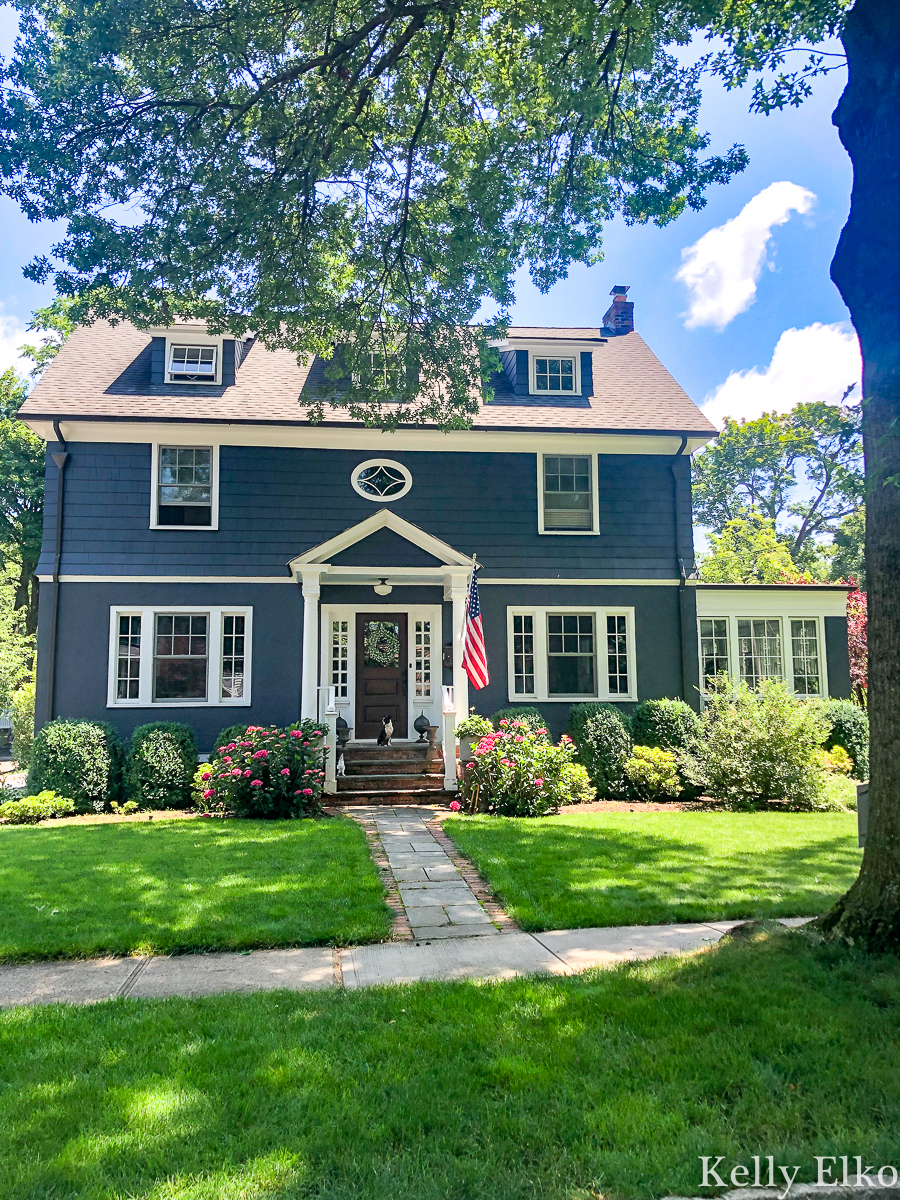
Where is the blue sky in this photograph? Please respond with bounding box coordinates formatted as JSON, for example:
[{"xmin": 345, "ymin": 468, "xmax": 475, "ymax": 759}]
[{"xmin": 0, "ymin": 13, "xmax": 860, "ymax": 422}]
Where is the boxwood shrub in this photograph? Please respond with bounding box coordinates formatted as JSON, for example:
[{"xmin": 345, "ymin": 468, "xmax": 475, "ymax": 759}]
[
  {"xmin": 566, "ymin": 703, "xmax": 632, "ymax": 799},
  {"xmin": 27, "ymin": 719, "xmax": 125, "ymax": 811},
  {"xmin": 127, "ymin": 721, "xmax": 199, "ymax": 809},
  {"xmin": 213, "ymin": 723, "xmax": 251, "ymax": 754},
  {"xmin": 822, "ymin": 700, "xmax": 868, "ymax": 779},
  {"xmin": 630, "ymin": 698, "xmax": 701, "ymax": 753},
  {"xmin": 0, "ymin": 790, "xmax": 76, "ymax": 824}
]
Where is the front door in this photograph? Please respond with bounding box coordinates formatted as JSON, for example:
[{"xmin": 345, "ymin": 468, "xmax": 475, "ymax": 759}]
[{"xmin": 355, "ymin": 614, "xmax": 408, "ymax": 739}]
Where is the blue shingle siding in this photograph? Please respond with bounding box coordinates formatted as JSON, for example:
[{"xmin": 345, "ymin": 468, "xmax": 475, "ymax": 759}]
[
  {"xmin": 329, "ymin": 529, "xmax": 444, "ymax": 568},
  {"xmin": 221, "ymin": 339, "xmax": 236, "ymax": 387},
  {"xmin": 41, "ymin": 443, "xmax": 683, "ymax": 579},
  {"xmin": 149, "ymin": 337, "xmax": 166, "ymax": 385},
  {"xmin": 580, "ymin": 351, "xmax": 593, "ymax": 397}
]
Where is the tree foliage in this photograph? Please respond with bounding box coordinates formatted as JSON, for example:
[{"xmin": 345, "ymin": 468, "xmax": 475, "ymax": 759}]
[
  {"xmin": 699, "ymin": 514, "xmax": 810, "ymax": 584},
  {"xmin": 693, "ymin": 396, "xmax": 864, "ymax": 560},
  {"xmin": 19, "ymin": 297, "xmax": 77, "ymax": 379},
  {"xmin": 0, "ymin": 414, "xmax": 45, "ymax": 633}
]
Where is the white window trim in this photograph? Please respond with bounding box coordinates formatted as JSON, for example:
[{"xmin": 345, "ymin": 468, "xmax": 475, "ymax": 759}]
[
  {"xmin": 696, "ymin": 614, "xmax": 829, "ymax": 698},
  {"xmin": 537, "ymin": 452, "xmax": 599, "ymax": 535},
  {"xmin": 528, "ymin": 348, "xmax": 580, "ymax": 396},
  {"xmin": 506, "ymin": 606, "xmax": 637, "ymax": 703},
  {"xmin": 350, "ymin": 458, "xmax": 413, "ymax": 503},
  {"xmin": 166, "ymin": 337, "xmax": 223, "ymax": 385},
  {"xmin": 107, "ymin": 605, "xmax": 252, "ymax": 707},
  {"xmin": 150, "ymin": 443, "xmax": 220, "ymax": 531}
]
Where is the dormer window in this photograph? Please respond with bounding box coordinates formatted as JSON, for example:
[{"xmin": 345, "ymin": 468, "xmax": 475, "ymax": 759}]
[
  {"xmin": 533, "ymin": 355, "xmax": 576, "ymax": 394},
  {"xmin": 168, "ymin": 344, "xmax": 218, "ymax": 383}
]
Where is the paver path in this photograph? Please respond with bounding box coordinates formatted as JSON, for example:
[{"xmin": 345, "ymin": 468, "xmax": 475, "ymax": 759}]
[
  {"xmin": 0, "ymin": 918, "xmax": 811, "ymax": 1007},
  {"xmin": 352, "ymin": 804, "xmax": 506, "ymax": 939}
]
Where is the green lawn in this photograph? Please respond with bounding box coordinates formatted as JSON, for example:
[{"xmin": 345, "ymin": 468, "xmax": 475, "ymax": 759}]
[
  {"xmin": 0, "ymin": 817, "xmax": 391, "ymax": 961},
  {"xmin": 444, "ymin": 810, "xmax": 862, "ymax": 930},
  {"xmin": 1, "ymin": 932, "xmax": 898, "ymax": 1199}
]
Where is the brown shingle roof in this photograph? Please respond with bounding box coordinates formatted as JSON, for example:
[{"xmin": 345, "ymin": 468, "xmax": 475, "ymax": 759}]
[{"xmin": 18, "ymin": 321, "xmax": 716, "ymax": 436}]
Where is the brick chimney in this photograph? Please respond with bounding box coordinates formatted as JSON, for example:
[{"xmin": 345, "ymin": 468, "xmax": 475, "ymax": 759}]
[{"xmin": 602, "ymin": 284, "xmax": 634, "ymax": 335}]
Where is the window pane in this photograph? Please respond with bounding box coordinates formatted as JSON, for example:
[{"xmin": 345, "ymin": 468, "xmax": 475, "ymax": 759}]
[
  {"xmin": 699, "ymin": 618, "xmax": 729, "ymax": 691},
  {"xmin": 414, "ymin": 620, "xmax": 431, "ymax": 699},
  {"xmin": 547, "ymin": 613, "xmax": 596, "ymax": 696},
  {"xmin": 607, "ymin": 615, "xmax": 629, "ymax": 694},
  {"xmin": 116, "ymin": 614, "xmax": 141, "ymax": 700},
  {"xmin": 330, "ymin": 619, "xmax": 349, "ymax": 699},
  {"xmin": 738, "ymin": 619, "xmax": 783, "ymax": 687},
  {"xmin": 512, "ymin": 614, "xmax": 535, "ymax": 695},
  {"xmin": 221, "ymin": 614, "xmax": 246, "ymax": 699},
  {"xmin": 153, "ymin": 612, "xmax": 208, "ymax": 700},
  {"xmin": 543, "ymin": 455, "xmax": 593, "ymax": 530},
  {"xmin": 791, "ymin": 619, "xmax": 821, "ymax": 695}
]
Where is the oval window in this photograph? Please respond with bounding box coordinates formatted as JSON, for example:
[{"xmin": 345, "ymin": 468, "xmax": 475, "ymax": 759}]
[{"xmin": 351, "ymin": 459, "xmax": 412, "ymax": 502}]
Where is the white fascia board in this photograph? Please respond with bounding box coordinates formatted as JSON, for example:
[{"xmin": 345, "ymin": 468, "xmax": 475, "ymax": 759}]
[
  {"xmin": 289, "ymin": 508, "xmax": 473, "ymax": 569},
  {"xmin": 20, "ymin": 418, "xmax": 713, "ymax": 457},
  {"xmin": 695, "ymin": 587, "xmax": 849, "ymax": 618}
]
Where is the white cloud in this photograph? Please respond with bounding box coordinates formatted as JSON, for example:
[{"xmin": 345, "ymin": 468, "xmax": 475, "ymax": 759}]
[
  {"xmin": 0, "ymin": 308, "xmax": 29, "ymax": 376},
  {"xmin": 701, "ymin": 321, "xmax": 862, "ymax": 428},
  {"xmin": 677, "ymin": 181, "xmax": 816, "ymax": 330}
]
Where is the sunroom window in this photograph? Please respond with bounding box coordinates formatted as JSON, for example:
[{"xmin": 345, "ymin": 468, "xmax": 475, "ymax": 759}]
[{"xmin": 169, "ymin": 344, "xmax": 217, "ymax": 382}]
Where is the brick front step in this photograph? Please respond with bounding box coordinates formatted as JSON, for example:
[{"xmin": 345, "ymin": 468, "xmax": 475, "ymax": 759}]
[
  {"xmin": 337, "ymin": 774, "xmax": 446, "ymax": 792},
  {"xmin": 344, "ymin": 758, "xmax": 442, "ymax": 777},
  {"xmin": 331, "ymin": 790, "xmax": 459, "ymax": 805}
]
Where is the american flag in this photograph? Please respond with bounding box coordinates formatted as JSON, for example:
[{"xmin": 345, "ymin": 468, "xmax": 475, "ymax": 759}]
[{"xmin": 462, "ymin": 564, "xmax": 489, "ymax": 689}]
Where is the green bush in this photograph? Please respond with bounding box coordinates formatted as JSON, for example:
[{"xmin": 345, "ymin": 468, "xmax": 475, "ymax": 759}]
[
  {"xmin": 27, "ymin": 719, "xmax": 125, "ymax": 811},
  {"xmin": 624, "ymin": 745, "xmax": 681, "ymax": 801},
  {"xmin": 196, "ymin": 721, "xmax": 326, "ymax": 818},
  {"xmin": 456, "ymin": 714, "xmax": 494, "ymax": 739},
  {"xmin": 630, "ymin": 699, "xmax": 700, "ymax": 753},
  {"xmin": 127, "ymin": 722, "xmax": 199, "ymax": 809},
  {"xmin": 566, "ymin": 703, "xmax": 632, "ymax": 799},
  {"xmin": 560, "ymin": 761, "xmax": 596, "ymax": 805},
  {"xmin": 213, "ymin": 723, "xmax": 251, "ymax": 754},
  {"xmin": 11, "ymin": 681, "xmax": 35, "ymax": 770},
  {"xmin": 821, "ymin": 745, "xmax": 854, "ymax": 776},
  {"xmin": 489, "ymin": 707, "xmax": 548, "ymax": 736},
  {"xmin": 689, "ymin": 678, "xmax": 829, "ymax": 810},
  {"xmin": 822, "ymin": 700, "xmax": 868, "ymax": 779},
  {"xmin": 0, "ymin": 790, "xmax": 76, "ymax": 824},
  {"xmin": 460, "ymin": 724, "xmax": 576, "ymax": 816}
]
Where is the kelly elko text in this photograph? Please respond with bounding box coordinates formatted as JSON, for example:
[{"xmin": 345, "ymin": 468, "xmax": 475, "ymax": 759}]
[{"xmin": 700, "ymin": 1157, "xmax": 900, "ymax": 1197}]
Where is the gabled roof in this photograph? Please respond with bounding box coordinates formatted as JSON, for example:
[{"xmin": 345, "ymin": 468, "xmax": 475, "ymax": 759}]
[
  {"xmin": 289, "ymin": 509, "xmax": 473, "ymax": 570},
  {"xmin": 17, "ymin": 320, "xmax": 717, "ymax": 437}
]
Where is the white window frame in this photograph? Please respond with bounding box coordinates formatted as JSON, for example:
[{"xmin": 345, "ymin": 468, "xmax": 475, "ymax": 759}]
[
  {"xmin": 150, "ymin": 443, "xmax": 220, "ymax": 531},
  {"xmin": 166, "ymin": 338, "xmax": 222, "ymax": 385},
  {"xmin": 350, "ymin": 458, "xmax": 413, "ymax": 503},
  {"xmin": 529, "ymin": 349, "xmax": 580, "ymax": 396},
  {"xmin": 537, "ymin": 452, "xmax": 599, "ymax": 535},
  {"xmin": 696, "ymin": 614, "xmax": 828, "ymax": 698},
  {"xmin": 506, "ymin": 606, "xmax": 636, "ymax": 702},
  {"xmin": 107, "ymin": 605, "xmax": 252, "ymax": 707}
]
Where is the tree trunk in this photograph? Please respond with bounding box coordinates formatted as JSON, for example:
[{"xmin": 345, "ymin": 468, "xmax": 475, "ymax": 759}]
[
  {"xmin": 818, "ymin": 0, "xmax": 900, "ymax": 949},
  {"xmin": 13, "ymin": 554, "xmax": 39, "ymax": 637}
]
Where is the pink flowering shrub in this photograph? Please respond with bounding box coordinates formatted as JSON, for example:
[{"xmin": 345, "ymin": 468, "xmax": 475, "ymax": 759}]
[
  {"xmin": 459, "ymin": 721, "xmax": 576, "ymax": 816},
  {"xmin": 191, "ymin": 720, "xmax": 326, "ymax": 818}
]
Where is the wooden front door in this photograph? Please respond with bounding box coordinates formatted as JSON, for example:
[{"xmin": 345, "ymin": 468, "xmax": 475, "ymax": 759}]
[{"xmin": 355, "ymin": 614, "xmax": 408, "ymax": 739}]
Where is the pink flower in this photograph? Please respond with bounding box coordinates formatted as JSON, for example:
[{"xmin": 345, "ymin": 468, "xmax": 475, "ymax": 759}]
[
  {"xmin": 227, "ymin": 743, "xmax": 237, "ymax": 750},
  {"xmin": 302, "ymin": 788, "xmax": 314, "ymax": 795},
  {"xmin": 243, "ymin": 769, "xmax": 252, "ymax": 777},
  {"xmin": 561, "ymin": 734, "xmax": 572, "ymax": 744},
  {"xmin": 534, "ymin": 778, "xmax": 543, "ymax": 787},
  {"xmin": 302, "ymin": 741, "xmax": 309, "ymax": 746},
  {"xmin": 289, "ymin": 731, "xmax": 303, "ymax": 738},
  {"xmin": 222, "ymin": 756, "xmax": 232, "ymax": 763},
  {"xmin": 252, "ymin": 749, "xmax": 268, "ymax": 759},
  {"xmin": 201, "ymin": 772, "xmax": 211, "ymax": 781},
  {"xmin": 449, "ymin": 800, "xmax": 461, "ymax": 812},
  {"xmin": 499, "ymin": 719, "xmax": 509, "ymax": 726},
  {"xmin": 294, "ymin": 790, "xmax": 302, "ymax": 795},
  {"xmin": 312, "ymin": 731, "xmax": 323, "ymax": 737},
  {"xmin": 250, "ymin": 780, "xmax": 264, "ymax": 788},
  {"xmin": 231, "ymin": 768, "xmax": 242, "ymax": 777},
  {"xmin": 515, "ymin": 735, "xmax": 524, "ymax": 742},
  {"xmin": 464, "ymin": 761, "xmax": 474, "ymax": 769},
  {"xmin": 241, "ymin": 741, "xmax": 253, "ymax": 747},
  {"xmin": 202, "ymin": 789, "xmax": 215, "ymax": 799},
  {"xmin": 280, "ymin": 768, "xmax": 290, "ymax": 776},
  {"xmin": 538, "ymin": 728, "xmax": 548, "ymax": 735},
  {"xmin": 500, "ymin": 759, "xmax": 512, "ymax": 767},
  {"xmin": 279, "ymin": 733, "xmax": 287, "ymax": 738}
]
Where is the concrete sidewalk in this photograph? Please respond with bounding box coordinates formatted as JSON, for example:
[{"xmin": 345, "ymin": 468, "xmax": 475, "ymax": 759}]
[{"xmin": 0, "ymin": 918, "xmax": 809, "ymax": 1007}]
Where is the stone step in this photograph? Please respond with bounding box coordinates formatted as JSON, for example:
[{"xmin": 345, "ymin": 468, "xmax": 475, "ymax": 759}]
[
  {"xmin": 331, "ymin": 789, "xmax": 458, "ymax": 806},
  {"xmin": 344, "ymin": 758, "xmax": 442, "ymax": 776},
  {"xmin": 343, "ymin": 742, "xmax": 431, "ymax": 758},
  {"xmin": 337, "ymin": 774, "xmax": 445, "ymax": 792}
]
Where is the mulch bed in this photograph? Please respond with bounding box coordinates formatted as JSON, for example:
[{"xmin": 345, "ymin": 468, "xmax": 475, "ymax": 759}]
[{"xmin": 557, "ymin": 799, "xmax": 711, "ymax": 814}]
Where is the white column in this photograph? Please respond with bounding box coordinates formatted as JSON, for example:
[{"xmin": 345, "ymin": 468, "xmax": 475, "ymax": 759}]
[
  {"xmin": 299, "ymin": 568, "xmax": 322, "ymax": 720},
  {"xmin": 445, "ymin": 570, "xmax": 470, "ymax": 733}
]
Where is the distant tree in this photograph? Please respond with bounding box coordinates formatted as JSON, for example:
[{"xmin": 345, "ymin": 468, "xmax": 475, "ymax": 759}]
[
  {"xmin": 0, "ymin": 368, "xmax": 28, "ymax": 419},
  {"xmin": 19, "ymin": 297, "xmax": 77, "ymax": 379},
  {"xmin": 0, "ymin": 419, "xmax": 45, "ymax": 635},
  {"xmin": 693, "ymin": 396, "xmax": 864, "ymax": 561},
  {"xmin": 832, "ymin": 507, "xmax": 866, "ymax": 589},
  {"xmin": 699, "ymin": 515, "xmax": 811, "ymax": 585}
]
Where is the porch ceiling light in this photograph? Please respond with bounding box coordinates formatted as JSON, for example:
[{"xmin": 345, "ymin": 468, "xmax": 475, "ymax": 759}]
[{"xmin": 373, "ymin": 578, "xmax": 393, "ymax": 596}]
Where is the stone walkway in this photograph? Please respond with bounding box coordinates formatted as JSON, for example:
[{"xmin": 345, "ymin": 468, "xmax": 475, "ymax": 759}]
[
  {"xmin": 0, "ymin": 919, "xmax": 811, "ymax": 1007},
  {"xmin": 345, "ymin": 805, "xmax": 515, "ymax": 939}
]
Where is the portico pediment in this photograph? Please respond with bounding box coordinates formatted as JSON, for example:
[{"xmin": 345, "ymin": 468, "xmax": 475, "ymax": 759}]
[{"xmin": 288, "ymin": 509, "xmax": 473, "ymax": 574}]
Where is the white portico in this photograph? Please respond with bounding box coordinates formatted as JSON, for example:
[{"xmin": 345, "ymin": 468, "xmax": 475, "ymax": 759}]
[{"xmin": 288, "ymin": 510, "xmax": 473, "ymax": 740}]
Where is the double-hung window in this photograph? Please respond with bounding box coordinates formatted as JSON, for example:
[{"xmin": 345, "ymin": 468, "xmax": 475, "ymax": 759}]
[
  {"xmin": 153, "ymin": 445, "xmax": 217, "ymax": 528},
  {"xmin": 539, "ymin": 454, "xmax": 597, "ymax": 533},
  {"xmin": 507, "ymin": 607, "xmax": 634, "ymax": 701},
  {"xmin": 108, "ymin": 607, "xmax": 251, "ymax": 706}
]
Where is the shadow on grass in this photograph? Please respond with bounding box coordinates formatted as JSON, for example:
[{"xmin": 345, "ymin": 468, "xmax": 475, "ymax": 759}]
[
  {"xmin": 0, "ymin": 818, "xmax": 392, "ymax": 961},
  {"xmin": 0, "ymin": 932, "xmax": 898, "ymax": 1200},
  {"xmin": 445, "ymin": 814, "xmax": 862, "ymax": 930}
]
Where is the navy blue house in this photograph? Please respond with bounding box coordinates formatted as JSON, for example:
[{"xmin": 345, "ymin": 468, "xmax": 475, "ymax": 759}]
[{"xmin": 18, "ymin": 290, "xmax": 852, "ymax": 754}]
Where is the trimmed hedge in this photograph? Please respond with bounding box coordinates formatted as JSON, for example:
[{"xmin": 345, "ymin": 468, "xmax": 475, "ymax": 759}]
[
  {"xmin": 566, "ymin": 703, "xmax": 632, "ymax": 799},
  {"xmin": 27, "ymin": 719, "xmax": 125, "ymax": 811},
  {"xmin": 823, "ymin": 700, "xmax": 868, "ymax": 779},
  {"xmin": 127, "ymin": 722, "xmax": 199, "ymax": 809},
  {"xmin": 630, "ymin": 699, "xmax": 701, "ymax": 754}
]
